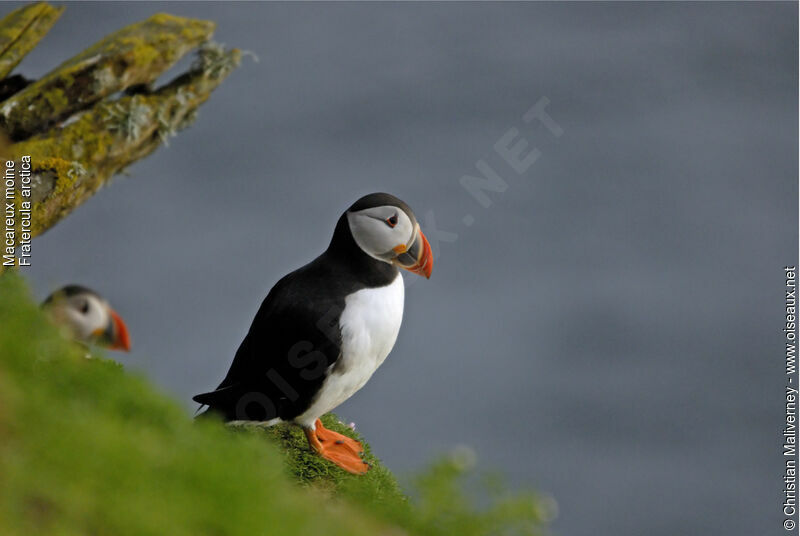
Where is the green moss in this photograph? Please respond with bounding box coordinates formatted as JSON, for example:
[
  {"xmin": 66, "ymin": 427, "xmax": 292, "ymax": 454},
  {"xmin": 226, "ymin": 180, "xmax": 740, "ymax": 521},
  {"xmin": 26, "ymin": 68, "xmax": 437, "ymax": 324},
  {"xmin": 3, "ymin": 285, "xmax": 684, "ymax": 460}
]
[
  {"xmin": 230, "ymin": 416, "xmax": 405, "ymax": 502},
  {"xmin": 0, "ymin": 274, "xmax": 389, "ymax": 536},
  {"xmin": 0, "ymin": 274, "xmax": 553, "ymax": 536}
]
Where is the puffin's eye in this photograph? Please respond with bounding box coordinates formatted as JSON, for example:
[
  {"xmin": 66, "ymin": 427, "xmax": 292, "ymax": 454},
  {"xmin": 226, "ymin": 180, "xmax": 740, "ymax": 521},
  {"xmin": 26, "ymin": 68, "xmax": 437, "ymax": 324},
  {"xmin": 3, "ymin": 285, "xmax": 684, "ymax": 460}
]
[
  {"xmin": 78, "ymin": 300, "xmax": 90, "ymax": 314},
  {"xmin": 385, "ymin": 214, "xmax": 398, "ymax": 228}
]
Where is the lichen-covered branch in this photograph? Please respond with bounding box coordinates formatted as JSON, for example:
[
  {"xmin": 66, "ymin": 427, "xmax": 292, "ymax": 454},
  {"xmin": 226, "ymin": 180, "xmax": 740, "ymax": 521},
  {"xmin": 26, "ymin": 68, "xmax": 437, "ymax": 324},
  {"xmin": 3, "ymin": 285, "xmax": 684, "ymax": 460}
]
[
  {"xmin": 0, "ymin": 12, "xmax": 215, "ymax": 140},
  {"xmin": 8, "ymin": 44, "xmax": 241, "ymax": 237},
  {"xmin": 0, "ymin": 2, "xmax": 63, "ymax": 80}
]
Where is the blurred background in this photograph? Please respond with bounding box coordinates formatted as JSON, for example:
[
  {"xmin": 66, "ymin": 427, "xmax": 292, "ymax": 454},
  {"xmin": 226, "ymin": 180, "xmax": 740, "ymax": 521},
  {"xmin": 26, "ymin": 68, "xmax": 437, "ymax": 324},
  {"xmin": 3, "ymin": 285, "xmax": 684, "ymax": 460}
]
[{"xmin": 11, "ymin": 2, "xmax": 797, "ymax": 535}]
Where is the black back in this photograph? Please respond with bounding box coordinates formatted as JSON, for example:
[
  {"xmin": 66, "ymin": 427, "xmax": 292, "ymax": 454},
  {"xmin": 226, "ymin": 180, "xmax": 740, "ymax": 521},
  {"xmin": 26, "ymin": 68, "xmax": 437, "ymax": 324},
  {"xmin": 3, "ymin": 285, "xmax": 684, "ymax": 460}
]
[{"xmin": 193, "ymin": 210, "xmax": 399, "ymax": 421}]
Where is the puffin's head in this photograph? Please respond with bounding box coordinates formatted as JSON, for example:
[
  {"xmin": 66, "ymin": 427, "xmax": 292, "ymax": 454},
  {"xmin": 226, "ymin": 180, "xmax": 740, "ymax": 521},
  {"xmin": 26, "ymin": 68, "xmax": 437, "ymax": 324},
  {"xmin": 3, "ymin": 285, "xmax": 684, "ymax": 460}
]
[
  {"xmin": 345, "ymin": 192, "xmax": 433, "ymax": 279},
  {"xmin": 42, "ymin": 285, "xmax": 131, "ymax": 351}
]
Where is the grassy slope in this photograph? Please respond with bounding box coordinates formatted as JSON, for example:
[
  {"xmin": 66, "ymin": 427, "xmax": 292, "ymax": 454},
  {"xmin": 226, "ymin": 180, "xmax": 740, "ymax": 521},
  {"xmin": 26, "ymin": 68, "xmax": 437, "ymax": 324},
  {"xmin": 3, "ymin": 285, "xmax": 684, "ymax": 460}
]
[
  {"xmin": 230, "ymin": 417, "xmax": 404, "ymax": 502},
  {"xmin": 0, "ymin": 274, "xmax": 551, "ymax": 536}
]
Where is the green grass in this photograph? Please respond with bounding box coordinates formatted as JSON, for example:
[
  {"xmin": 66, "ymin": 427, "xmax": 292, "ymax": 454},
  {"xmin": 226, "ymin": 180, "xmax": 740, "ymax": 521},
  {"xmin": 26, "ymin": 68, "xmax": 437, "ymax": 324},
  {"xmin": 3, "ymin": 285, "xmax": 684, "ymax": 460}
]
[
  {"xmin": 231, "ymin": 416, "xmax": 405, "ymax": 502},
  {"xmin": 0, "ymin": 273, "xmax": 553, "ymax": 536}
]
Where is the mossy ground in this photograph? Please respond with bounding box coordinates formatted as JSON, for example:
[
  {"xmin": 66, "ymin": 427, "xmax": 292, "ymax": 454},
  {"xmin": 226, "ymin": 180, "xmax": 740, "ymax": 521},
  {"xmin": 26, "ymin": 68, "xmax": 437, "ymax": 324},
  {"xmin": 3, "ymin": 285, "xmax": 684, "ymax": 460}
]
[
  {"xmin": 0, "ymin": 273, "xmax": 552, "ymax": 536},
  {"xmin": 232, "ymin": 416, "xmax": 405, "ymax": 502}
]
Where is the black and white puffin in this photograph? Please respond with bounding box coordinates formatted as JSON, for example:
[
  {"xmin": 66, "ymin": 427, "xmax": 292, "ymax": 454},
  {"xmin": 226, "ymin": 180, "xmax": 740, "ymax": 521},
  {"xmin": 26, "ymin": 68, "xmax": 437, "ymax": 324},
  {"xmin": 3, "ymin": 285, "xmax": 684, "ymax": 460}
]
[
  {"xmin": 193, "ymin": 193, "xmax": 433, "ymax": 474},
  {"xmin": 42, "ymin": 285, "xmax": 131, "ymax": 352}
]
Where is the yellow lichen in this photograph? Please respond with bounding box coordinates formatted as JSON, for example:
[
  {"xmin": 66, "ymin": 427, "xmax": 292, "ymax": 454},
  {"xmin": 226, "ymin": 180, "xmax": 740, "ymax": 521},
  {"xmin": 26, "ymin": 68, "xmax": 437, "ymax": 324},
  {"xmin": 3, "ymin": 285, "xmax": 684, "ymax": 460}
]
[
  {"xmin": 0, "ymin": 3, "xmax": 63, "ymax": 78},
  {"xmin": 0, "ymin": 9, "xmax": 240, "ymax": 239},
  {"xmin": 42, "ymin": 87, "xmax": 68, "ymax": 113},
  {"xmin": 0, "ymin": 12, "xmax": 215, "ymax": 140},
  {"xmin": 35, "ymin": 156, "xmax": 78, "ymax": 179}
]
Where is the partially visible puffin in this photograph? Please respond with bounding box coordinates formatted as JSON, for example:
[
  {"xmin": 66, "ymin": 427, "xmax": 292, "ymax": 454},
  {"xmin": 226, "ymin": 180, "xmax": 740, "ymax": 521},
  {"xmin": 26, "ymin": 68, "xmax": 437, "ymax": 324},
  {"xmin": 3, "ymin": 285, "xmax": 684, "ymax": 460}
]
[
  {"xmin": 42, "ymin": 285, "xmax": 131, "ymax": 352},
  {"xmin": 194, "ymin": 193, "xmax": 433, "ymax": 474}
]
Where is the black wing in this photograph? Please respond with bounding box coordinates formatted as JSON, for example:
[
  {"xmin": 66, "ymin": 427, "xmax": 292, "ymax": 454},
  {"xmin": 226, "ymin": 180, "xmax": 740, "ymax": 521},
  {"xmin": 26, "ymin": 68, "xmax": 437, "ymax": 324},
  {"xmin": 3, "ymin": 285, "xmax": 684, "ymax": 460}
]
[{"xmin": 193, "ymin": 258, "xmax": 346, "ymax": 421}]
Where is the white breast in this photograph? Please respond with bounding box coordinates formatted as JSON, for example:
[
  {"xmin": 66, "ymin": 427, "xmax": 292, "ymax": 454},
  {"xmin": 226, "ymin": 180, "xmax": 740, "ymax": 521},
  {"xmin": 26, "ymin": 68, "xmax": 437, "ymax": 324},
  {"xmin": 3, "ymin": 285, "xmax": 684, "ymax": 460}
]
[{"xmin": 294, "ymin": 273, "xmax": 404, "ymax": 427}]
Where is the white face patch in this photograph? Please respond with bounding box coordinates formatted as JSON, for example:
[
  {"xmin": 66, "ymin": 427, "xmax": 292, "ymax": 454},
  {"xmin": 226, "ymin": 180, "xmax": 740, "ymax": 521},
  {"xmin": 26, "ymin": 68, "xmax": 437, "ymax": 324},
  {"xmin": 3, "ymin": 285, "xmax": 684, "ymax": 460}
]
[
  {"xmin": 48, "ymin": 293, "xmax": 109, "ymax": 342},
  {"xmin": 346, "ymin": 205, "xmax": 416, "ymax": 262}
]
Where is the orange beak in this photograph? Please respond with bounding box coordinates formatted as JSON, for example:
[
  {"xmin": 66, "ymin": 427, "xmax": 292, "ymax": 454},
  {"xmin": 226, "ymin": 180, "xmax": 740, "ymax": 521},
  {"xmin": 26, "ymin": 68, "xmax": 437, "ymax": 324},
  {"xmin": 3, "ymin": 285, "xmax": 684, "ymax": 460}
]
[
  {"xmin": 108, "ymin": 309, "xmax": 131, "ymax": 352},
  {"xmin": 393, "ymin": 228, "xmax": 433, "ymax": 279}
]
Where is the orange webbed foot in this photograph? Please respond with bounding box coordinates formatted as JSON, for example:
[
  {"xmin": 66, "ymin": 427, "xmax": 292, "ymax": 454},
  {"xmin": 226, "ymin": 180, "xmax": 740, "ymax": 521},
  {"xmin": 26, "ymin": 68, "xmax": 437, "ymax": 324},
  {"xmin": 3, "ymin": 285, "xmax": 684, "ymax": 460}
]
[
  {"xmin": 304, "ymin": 419, "xmax": 368, "ymax": 475},
  {"xmin": 313, "ymin": 418, "xmax": 363, "ymax": 455}
]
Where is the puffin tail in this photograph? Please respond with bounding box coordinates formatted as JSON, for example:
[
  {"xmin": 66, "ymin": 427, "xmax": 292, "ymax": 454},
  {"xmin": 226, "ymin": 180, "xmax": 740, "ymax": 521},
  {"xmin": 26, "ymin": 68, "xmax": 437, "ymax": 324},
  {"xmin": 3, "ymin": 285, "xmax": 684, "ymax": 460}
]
[
  {"xmin": 192, "ymin": 388, "xmax": 226, "ymax": 420},
  {"xmin": 193, "ymin": 380, "xmax": 286, "ymax": 423},
  {"xmin": 192, "ymin": 403, "xmax": 211, "ymax": 418},
  {"xmin": 192, "ymin": 390, "xmax": 220, "ymax": 407},
  {"xmin": 192, "ymin": 384, "xmax": 261, "ymax": 421}
]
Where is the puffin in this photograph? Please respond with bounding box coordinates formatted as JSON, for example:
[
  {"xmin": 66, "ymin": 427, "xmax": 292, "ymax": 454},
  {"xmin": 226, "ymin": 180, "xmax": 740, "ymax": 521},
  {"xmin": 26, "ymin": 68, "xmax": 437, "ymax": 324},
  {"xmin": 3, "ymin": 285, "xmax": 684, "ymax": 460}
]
[
  {"xmin": 193, "ymin": 193, "xmax": 433, "ymax": 474},
  {"xmin": 42, "ymin": 285, "xmax": 131, "ymax": 352}
]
